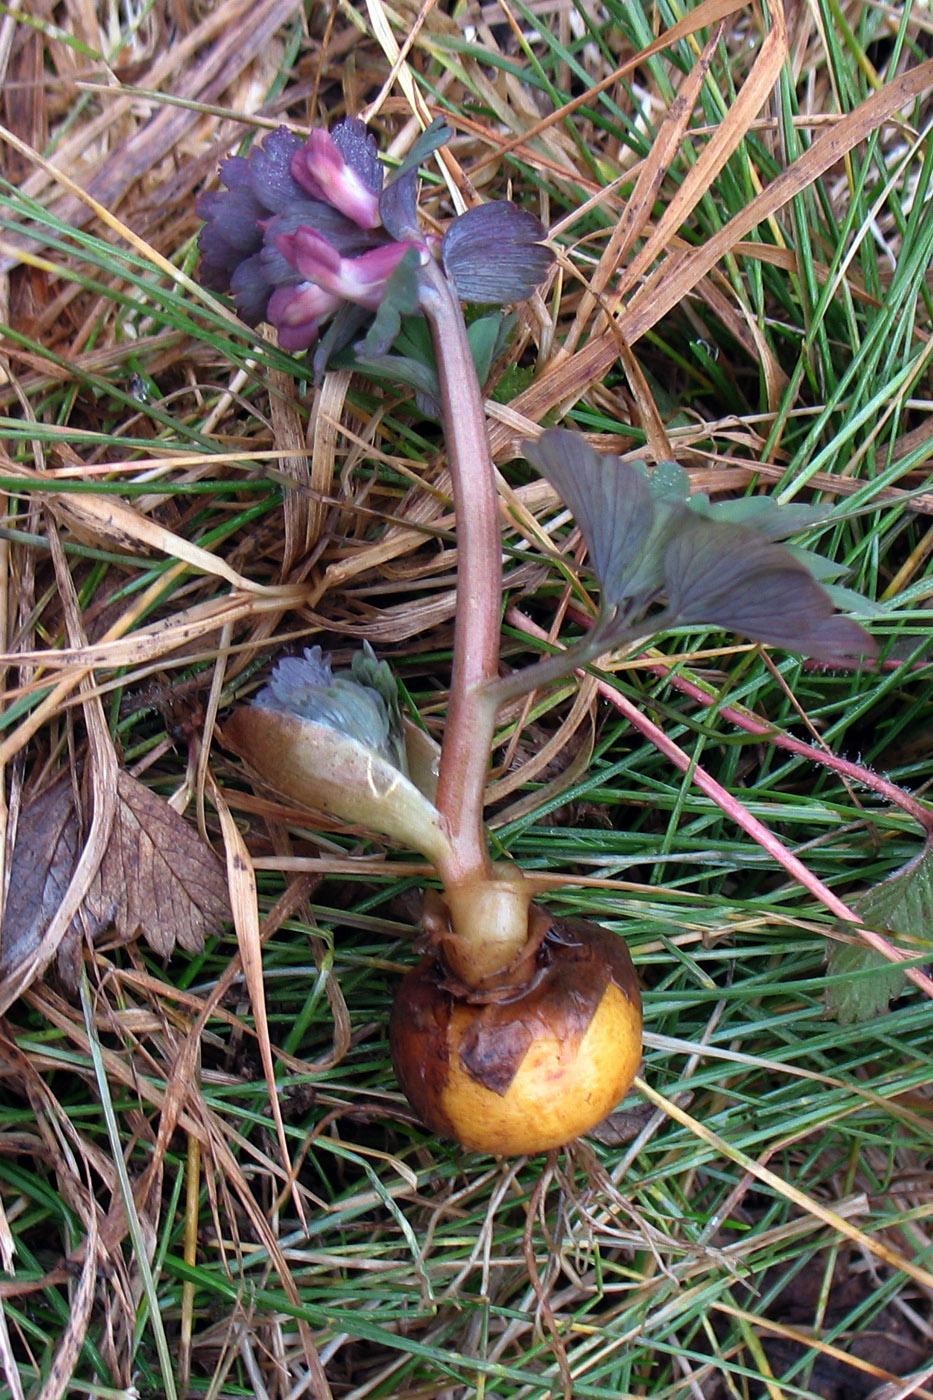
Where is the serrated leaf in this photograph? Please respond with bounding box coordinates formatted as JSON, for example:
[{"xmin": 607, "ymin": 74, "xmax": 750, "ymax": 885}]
[
  {"xmin": 95, "ymin": 772, "xmax": 230, "ymax": 960},
  {"xmin": 826, "ymin": 838, "xmax": 933, "ymax": 1022},
  {"xmin": 0, "ymin": 773, "xmax": 229, "ymax": 995},
  {"xmin": 859, "ymin": 837, "xmax": 933, "ymax": 937},
  {"xmin": 825, "ymin": 941, "xmax": 907, "ymax": 1024}
]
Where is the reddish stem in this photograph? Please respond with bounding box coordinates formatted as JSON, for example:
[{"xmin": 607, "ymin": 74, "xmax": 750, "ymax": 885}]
[
  {"xmin": 418, "ymin": 260, "xmax": 500, "ymax": 886},
  {"xmin": 644, "ymin": 660, "xmax": 933, "ymax": 835}
]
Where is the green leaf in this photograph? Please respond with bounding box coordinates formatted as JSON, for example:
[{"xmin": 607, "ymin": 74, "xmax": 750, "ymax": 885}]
[
  {"xmin": 826, "ymin": 837, "xmax": 933, "ymax": 1023},
  {"xmin": 358, "ymin": 248, "xmax": 423, "ymax": 356},
  {"xmin": 858, "ymin": 836, "xmax": 933, "ymax": 936},
  {"xmin": 824, "ymin": 941, "xmax": 907, "ymax": 1025},
  {"xmin": 467, "ymin": 311, "xmax": 515, "ymax": 385},
  {"xmin": 691, "ymin": 493, "xmax": 829, "ymax": 539}
]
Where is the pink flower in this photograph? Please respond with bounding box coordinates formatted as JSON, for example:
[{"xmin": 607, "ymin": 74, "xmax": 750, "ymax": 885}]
[
  {"xmin": 276, "ymin": 228, "xmax": 425, "ymax": 310},
  {"xmin": 291, "ymin": 127, "xmax": 382, "ymax": 230},
  {"xmin": 266, "ymin": 282, "xmax": 342, "ymax": 351}
]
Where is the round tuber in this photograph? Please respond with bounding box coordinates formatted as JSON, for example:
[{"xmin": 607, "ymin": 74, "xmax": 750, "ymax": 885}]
[{"xmin": 390, "ymin": 909, "xmax": 642, "ymax": 1155}]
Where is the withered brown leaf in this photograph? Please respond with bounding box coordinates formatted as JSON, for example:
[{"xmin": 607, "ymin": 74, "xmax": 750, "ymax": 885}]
[
  {"xmin": 0, "ymin": 780, "xmax": 79, "ymax": 982},
  {"xmin": 1, "ymin": 771, "xmax": 230, "ymax": 996}
]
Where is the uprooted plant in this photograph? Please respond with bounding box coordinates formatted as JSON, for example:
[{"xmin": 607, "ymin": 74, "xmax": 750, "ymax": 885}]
[{"xmin": 200, "ymin": 117, "xmax": 878, "ymax": 1155}]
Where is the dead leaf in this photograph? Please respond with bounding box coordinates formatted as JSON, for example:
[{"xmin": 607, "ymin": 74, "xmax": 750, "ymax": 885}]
[
  {"xmin": 0, "ymin": 772, "xmax": 229, "ymax": 997},
  {"xmin": 90, "ymin": 770, "xmax": 230, "ymax": 957},
  {"xmin": 0, "ymin": 781, "xmax": 79, "ymax": 985}
]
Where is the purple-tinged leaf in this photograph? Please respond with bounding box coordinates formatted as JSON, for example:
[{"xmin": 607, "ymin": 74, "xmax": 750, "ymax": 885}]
[
  {"xmin": 198, "ymin": 185, "xmax": 265, "ymax": 253},
  {"xmin": 526, "ymin": 429, "xmax": 685, "ymax": 607},
  {"xmin": 664, "ymin": 515, "xmax": 877, "ymax": 661},
  {"xmin": 331, "ymin": 118, "xmax": 384, "ymax": 194},
  {"xmin": 380, "ymin": 119, "xmax": 451, "ymax": 239},
  {"xmin": 379, "ymin": 170, "xmax": 419, "ymax": 241},
  {"xmin": 442, "ymin": 203, "xmax": 552, "ymax": 304},
  {"xmin": 229, "ymin": 252, "xmax": 288, "ymax": 325}
]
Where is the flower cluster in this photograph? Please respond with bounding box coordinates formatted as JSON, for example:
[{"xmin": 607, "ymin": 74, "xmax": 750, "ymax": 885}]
[
  {"xmin": 197, "ymin": 120, "xmax": 423, "ymax": 351},
  {"xmin": 197, "ymin": 119, "xmax": 552, "ymax": 354}
]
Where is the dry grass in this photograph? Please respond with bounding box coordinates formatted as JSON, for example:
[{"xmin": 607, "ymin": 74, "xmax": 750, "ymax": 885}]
[{"xmin": 1, "ymin": 1, "xmax": 932, "ymax": 1398}]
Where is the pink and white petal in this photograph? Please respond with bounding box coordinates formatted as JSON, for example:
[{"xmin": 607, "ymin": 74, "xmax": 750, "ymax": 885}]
[
  {"xmin": 276, "ymin": 227, "xmax": 343, "ymax": 285},
  {"xmin": 300, "ymin": 129, "xmax": 381, "ymax": 229}
]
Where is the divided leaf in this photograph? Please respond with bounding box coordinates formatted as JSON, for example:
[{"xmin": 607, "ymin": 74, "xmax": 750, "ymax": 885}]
[
  {"xmin": 525, "ymin": 428, "xmax": 876, "ymax": 663},
  {"xmin": 664, "ymin": 514, "xmax": 876, "ymax": 662},
  {"xmin": 96, "ymin": 772, "xmax": 230, "ymax": 959},
  {"xmin": 525, "ymin": 428, "xmax": 674, "ymax": 606}
]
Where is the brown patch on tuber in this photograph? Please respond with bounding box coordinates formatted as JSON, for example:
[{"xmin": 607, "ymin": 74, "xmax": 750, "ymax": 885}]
[{"xmin": 390, "ymin": 909, "xmax": 642, "ymax": 1155}]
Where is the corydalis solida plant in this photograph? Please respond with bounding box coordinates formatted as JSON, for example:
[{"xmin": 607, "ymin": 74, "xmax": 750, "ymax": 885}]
[{"xmin": 205, "ymin": 120, "xmax": 875, "ymax": 1155}]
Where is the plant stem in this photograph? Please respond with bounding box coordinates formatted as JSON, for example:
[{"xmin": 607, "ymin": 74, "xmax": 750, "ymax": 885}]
[{"xmin": 417, "ymin": 259, "xmax": 501, "ymax": 886}]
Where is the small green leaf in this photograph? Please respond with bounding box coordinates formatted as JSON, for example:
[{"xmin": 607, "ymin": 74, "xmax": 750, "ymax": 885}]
[
  {"xmin": 358, "ymin": 248, "xmax": 423, "ymax": 356},
  {"xmin": 826, "ymin": 837, "xmax": 933, "ymax": 1023},
  {"xmin": 467, "ymin": 311, "xmax": 515, "ymax": 385},
  {"xmin": 824, "ymin": 941, "xmax": 907, "ymax": 1024},
  {"xmin": 859, "ymin": 837, "xmax": 933, "ymax": 936},
  {"xmin": 691, "ymin": 494, "xmax": 829, "ymax": 539}
]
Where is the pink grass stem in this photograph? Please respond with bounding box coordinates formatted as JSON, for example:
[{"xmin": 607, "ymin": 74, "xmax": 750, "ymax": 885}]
[
  {"xmin": 506, "ymin": 606, "xmax": 933, "ymax": 1001},
  {"xmin": 645, "ymin": 661, "xmax": 933, "ymax": 835}
]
